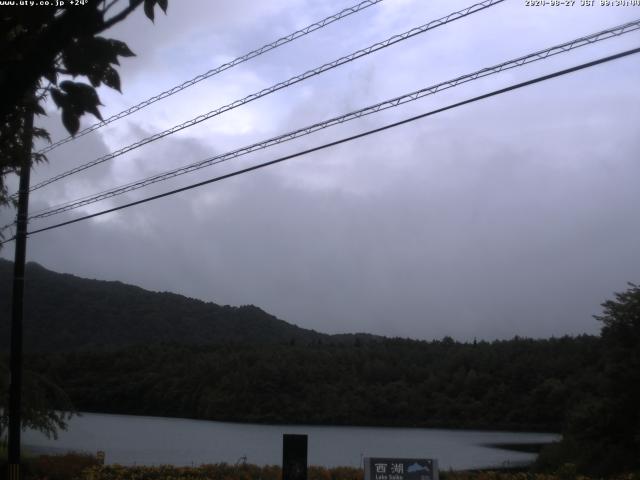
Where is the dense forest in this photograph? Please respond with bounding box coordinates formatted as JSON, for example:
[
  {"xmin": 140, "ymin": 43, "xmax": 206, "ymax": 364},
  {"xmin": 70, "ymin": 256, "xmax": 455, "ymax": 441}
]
[{"xmin": 25, "ymin": 336, "xmax": 600, "ymax": 432}]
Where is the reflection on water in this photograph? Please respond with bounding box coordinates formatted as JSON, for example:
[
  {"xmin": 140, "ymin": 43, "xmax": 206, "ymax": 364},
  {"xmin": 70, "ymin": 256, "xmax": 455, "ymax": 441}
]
[{"xmin": 24, "ymin": 413, "xmax": 560, "ymax": 469}]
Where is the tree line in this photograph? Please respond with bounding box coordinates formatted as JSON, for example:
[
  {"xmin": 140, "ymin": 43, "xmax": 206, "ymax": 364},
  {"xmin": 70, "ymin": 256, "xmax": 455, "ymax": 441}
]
[{"xmin": 23, "ymin": 335, "xmax": 600, "ymax": 432}]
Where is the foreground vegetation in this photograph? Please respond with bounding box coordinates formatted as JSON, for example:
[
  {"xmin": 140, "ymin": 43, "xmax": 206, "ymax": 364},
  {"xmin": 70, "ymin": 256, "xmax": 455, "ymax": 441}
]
[
  {"xmin": 74, "ymin": 464, "xmax": 640, "ymax": 480},
  {"xmin": 1, "ymin": 455, "xmax": 639, "ymax": 480}
]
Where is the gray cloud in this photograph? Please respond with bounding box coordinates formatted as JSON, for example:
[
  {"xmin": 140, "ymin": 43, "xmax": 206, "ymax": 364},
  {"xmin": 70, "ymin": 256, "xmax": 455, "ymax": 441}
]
[{"xmin": 2, "ymin": 0, "xmax": 639, "ymax": 341}]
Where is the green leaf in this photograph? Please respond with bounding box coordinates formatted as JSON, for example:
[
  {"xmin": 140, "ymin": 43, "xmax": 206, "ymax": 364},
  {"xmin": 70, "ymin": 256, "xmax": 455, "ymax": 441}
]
[
  {"xmin": 25, "ymin": 95, "xmax": 47, "ymax": 116},
  {"xmin": 88, "ymin": 108, "xmax": 103, "ymax": 121},
  {"xmin": 59, "ymin": 81, "xmax": 104, "ymax": 120},
  {"xmin": 60, "ymin": 81, "xmax": 97, "ymax": 106},
  {"xmin": 93, "ymin": 37, "xmax": 120, "ymax": 65},
  {"xmin": 61, "ymin": 39, "xmax": 92, "ymax": 76},
  {"xmin": 50, "ymin": 88, "xmax": 66, "ymax": 109},
  {"xmin": 144, "ymin": 0, "xmax": 155, "ymax": 22},
  {"xmin": 32, "ymin": 101, "xmax": 46, "ymax": 115},
  {"xmin": 157, "ymin": 0, "xmax": 168, "ymax": 13},
  {"xmin": 61, "ymin": 109, "xmax": 80, "ymax": 135},
  {"xmin": 59, "ymin": 80, "xmax": 76, "ymax": 94},
  {"xmin": 102, "ymin": 66, "xmax": 121, "ymax": 93},
  {"xmin": 109, "ymin": 39, "xmax": 136, "ymax": 58},
  {"xmin": 32, "ymin": 152, "xmax": 48, "ymax": 164},
  {"xmin": 87, "ymin": 71, "xmax": 102, "ymax": 88},
  {"xmin": 63, "ymin": 37, "xmax": 120, "ymax": 79},
  {"xmin": 32, "ymin": 127, "xmax": 51, "ymax": 143}
]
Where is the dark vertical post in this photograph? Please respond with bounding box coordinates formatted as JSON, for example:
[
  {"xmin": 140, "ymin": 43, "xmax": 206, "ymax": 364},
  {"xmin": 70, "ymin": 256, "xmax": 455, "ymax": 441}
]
[
  {"xmin": 282, "ymin": 434, "xmax": 308, "ymax": 480},
  {"xmin": 8, "ymin": 100, "xmax": 34, "ymax": 480}
]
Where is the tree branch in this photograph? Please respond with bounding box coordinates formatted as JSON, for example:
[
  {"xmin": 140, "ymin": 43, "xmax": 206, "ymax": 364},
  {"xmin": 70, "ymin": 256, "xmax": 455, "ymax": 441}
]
[
  {"xmin": 100, "ymin": 0, "xmax": 144, "ymax": 32},
  {"xmin": 103, "ymin": 0, "xmax": 121, "ymax": 15}
]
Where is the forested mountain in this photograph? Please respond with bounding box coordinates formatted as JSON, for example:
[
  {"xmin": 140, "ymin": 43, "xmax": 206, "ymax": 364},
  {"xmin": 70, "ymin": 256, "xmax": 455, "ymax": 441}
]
[
  {"xmin": 0, "ymin": 259, "xmax": 602, "ymax": 432},
  {"xmin": 0, "ymin": 259, "xmax": 341, "ymax": 352},
  {"xmin": 2, "ymin": 259, "xmax": 638, "ymax": 474}
]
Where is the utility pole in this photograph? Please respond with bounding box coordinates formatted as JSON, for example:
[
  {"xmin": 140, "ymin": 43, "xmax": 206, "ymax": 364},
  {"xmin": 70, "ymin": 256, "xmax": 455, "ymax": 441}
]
[{"xmin": 8, "ymin": 98, "xmax": 34, "ymax": 480}]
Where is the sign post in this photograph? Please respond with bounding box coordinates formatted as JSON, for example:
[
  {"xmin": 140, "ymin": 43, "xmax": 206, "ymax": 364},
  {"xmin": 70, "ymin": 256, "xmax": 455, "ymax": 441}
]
[{"xmin": 282, "ymin": 434, "xmax": 308, "ymax": 480}]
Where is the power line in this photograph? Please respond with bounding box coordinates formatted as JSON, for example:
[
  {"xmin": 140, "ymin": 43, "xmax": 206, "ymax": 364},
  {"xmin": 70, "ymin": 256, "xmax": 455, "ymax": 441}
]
[
  {"xmin": 29, "ymin": 19, "xmax": 640, "ymax": 221},
  {"xmin": 26, "ymin": 0, "xmax": 504, "ymax": 194},
  {"xmin": 13, "ymin": 46, "xmax": 638, "ymax": 241},
  {"xmin": 37, "ymin": 0, "xmax": 385, "ymax": 155}
]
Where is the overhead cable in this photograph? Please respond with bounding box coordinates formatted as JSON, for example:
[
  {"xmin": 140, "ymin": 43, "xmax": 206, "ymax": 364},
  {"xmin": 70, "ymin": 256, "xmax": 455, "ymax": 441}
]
[
  {"xmin": 29, "ymin": 19, "xmax": 640, "ymax": 220},
  {"xmin": 11, "ymin": 46, "xmax": 638, "ymax": 241},
  {"xmin": 27, "ymin": 0, "xmax": 504, "ymax": 194},
  {"xmin": 37, "ymin": 0, "xmax": 385, "ymax": 155}
]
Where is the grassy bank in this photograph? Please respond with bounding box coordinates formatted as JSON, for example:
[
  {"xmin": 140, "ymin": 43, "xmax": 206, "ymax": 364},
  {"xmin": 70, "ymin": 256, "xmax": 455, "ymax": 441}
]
[
  {"xmin": 78, "ymin": 465, "xmax": 640, "ymax": 480},
  {"xmin": 2, "ymin": 453, "xmax": 639, "ymax": 480}
]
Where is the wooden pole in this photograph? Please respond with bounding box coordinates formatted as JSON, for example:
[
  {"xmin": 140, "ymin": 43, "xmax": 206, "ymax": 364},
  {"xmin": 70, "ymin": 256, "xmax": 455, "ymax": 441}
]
[{"xmin": 8, "ymin": 99, "xmax": 34, "ymax": 480}]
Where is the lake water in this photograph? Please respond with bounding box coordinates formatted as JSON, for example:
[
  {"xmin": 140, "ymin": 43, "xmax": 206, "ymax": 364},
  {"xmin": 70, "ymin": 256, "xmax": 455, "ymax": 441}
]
[{"xmin": 23, "ymin": 413, "xmax": 560, "ymax": 470}]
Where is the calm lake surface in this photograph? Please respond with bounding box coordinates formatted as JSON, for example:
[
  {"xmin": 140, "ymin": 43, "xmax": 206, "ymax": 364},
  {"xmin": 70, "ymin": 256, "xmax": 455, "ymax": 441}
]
[{"xmin": 23, "ymin": 413, "xmax": 560, "ymax": 469}]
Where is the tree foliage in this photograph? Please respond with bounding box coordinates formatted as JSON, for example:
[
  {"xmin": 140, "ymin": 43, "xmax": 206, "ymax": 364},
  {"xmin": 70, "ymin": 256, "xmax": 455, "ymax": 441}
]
[
  {"xmin": 0, "ymin": 0, "xmax": 168, "ymax": 211},
  {"xmin": 27, "ymin": 336, "xmax": 601, "ymax": 432},
  {"xmin": 0, "ymin": 359, "xmax": 74, "ymax": 441},
  {"xmin": 538, "ymin": 283, "xmax": 640, "ymax": 475}
]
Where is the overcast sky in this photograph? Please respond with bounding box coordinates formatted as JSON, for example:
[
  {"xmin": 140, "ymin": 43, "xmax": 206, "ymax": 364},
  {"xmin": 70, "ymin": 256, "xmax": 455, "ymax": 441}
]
[{"xmin": 2, "ymin": 0, "xmax": 639, "ymax": 341}]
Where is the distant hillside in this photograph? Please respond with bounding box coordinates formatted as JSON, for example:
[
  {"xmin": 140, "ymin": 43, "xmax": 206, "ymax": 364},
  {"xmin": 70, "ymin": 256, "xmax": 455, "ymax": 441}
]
[{"xmin": 0, "ymin": 259, "xmax": 340, "ymax": 352}]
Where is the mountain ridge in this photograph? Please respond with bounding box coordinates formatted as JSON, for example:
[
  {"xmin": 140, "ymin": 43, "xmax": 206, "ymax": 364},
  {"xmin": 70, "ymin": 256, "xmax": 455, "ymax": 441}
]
[{"xmin": 0, "ymin": 258, "xmax": 378, "ymax": 352}]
